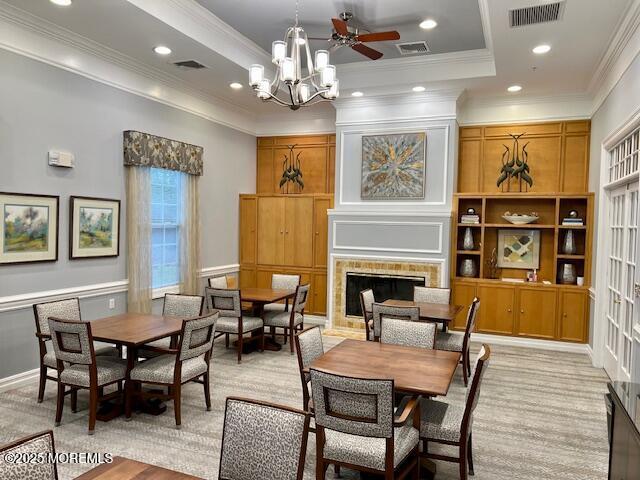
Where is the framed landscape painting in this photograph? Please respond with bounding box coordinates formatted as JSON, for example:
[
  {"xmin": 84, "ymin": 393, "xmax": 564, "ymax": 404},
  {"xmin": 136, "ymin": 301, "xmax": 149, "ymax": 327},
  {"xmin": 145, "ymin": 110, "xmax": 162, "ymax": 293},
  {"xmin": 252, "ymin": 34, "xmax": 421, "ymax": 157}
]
[
  {"xmin": 70, "ymin": 196, "xmax": 120, "ymax": 259},
  {"xmin": 1, "ymin": 192, "xmax": 59, "ymax": 265},
  {"xmin": 361, "ymin": 132, "xmax": 426, "ymax": 200},
  {"xmin": 497, "ymin": 229, "xmax": 541, "ymax": 269}
]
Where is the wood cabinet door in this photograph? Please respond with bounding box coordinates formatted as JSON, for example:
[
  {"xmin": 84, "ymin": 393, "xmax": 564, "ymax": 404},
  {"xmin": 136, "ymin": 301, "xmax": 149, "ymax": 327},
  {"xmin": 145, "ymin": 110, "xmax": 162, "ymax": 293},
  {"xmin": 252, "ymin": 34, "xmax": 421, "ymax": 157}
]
[
  {"xmin": 312, "ymin": 273, "xmax": 327, "ymax": 315},
  {"xmin": 257, "ymin": 197, "xmax": 285, "ymax": 265},
  {"xmin": 477, "ymin": 285, "xmax": 515, "ymax": 334},
  {"xmin": 313, "ymin": 197, "xmax": 331, "ymax": 268},
  {"xmin": 239, "ymin": 197, "xmax": 257, "ymax": 265},
  {"xmin": 257, "ymin": 148, "xmax": 274, "ymax": 193},
  {"xmin": 517, "ymin": 287, "xmax": 557, "ymax": 339},
  {"xmin": 284, "ymin": 197, "xmax": 314, "ymax": 267},
  {"xmin": 452, "ymin": 282, "xmax": 476, "ymax": 330},
  {"xmin": 558, "ymin": 290, "xmax": 587, "ymax": 342},
  {"xmin": 239, "ymin": 267, "xmax": 256, "ymax": 288}
]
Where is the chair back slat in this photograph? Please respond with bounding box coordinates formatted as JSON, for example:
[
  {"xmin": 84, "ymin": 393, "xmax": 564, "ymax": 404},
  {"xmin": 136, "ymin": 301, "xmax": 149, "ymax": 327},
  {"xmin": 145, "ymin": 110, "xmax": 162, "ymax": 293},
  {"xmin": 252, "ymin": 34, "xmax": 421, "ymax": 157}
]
[
  {"xmin": 179, "ymin": 313, "xmax": 218, "ymax": 361},
  {"xmin": 461, "ymin": 298, "xmax": 480, "ymax": 354},
  {"xmin": 163, "ymin": 293, "xmax": 203, "ymax": 318},
  {"xmin": 0, "ymin": 430, "xmax": 57, "ymax": 479},
  {"xmin": 293, "ymin": 284, "xmax": 310, "ymax": 313},
  {"xmin": 208, "ymin": 276, "xmax": 228, "ymax": 289},
  {"xmin": 465, "ymin": 344, "xmax": 491, "ymax": 418},
  {"xmin": 371, "ymin": 303, "xmax": 419, "ymax": 339},
  {"xmin": 48, "ymin": 318, "xmax": 94, "ymax": 365},
  {"xmin": 380, "ymin": 317, "xmax": 436, "ymax": 349},
  {"xmin": 272, "ymin": 274, "xmax": 300, "ymax": 290},
  {"xmin": 219, "ymin": 398, "xmax": 309, "ymax": 480},
  {"xmin": 310, "ymin": 369, "xmax": 394, "ymax": 438},
  {"xmin": 34, "ymin": 298, "xmax": 81, "ymax": 336},
  {"xmin": 360, "ymin": 289, "xmax": 375, "ymax": 317},
  {"xmin": 205, "ymin": 288, "xmax": 241, "ymax": 317},
  {"xmin": 413, "ymin": 286, "xmax": 450, "ymax": 304}
]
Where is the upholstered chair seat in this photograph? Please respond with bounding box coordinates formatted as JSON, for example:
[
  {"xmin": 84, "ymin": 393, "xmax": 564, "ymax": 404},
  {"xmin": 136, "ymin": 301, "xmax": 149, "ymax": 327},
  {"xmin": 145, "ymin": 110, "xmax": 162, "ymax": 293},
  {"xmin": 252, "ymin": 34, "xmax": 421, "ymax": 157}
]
[
  {"xmin": 263, "ymin": 310, "xmax": 303, "ymax": 328},
  {"xmin": 130, "ymin": 354, "xmax": 208, "ymax": 384},
  {"xmin": 323, "ymin": 423, "xmax": 419, "ymax": 471},
  {"xmin": 420, "ymin": 398, "xmax": 466, "ymax": 442},
  {"xmin": 60, "ymin": 356, "xmax": 127, "ymax": 388},
  {"xmin": 435, "ymin": 332, "xmax": 465, "ymax": 351},
  {"xmin": 0, "ymin": 431, "xmax": 57, "ymax": 479},
  {"xmin": 216, "ymin": 315, "xmax": 263, "ymax": 333}
]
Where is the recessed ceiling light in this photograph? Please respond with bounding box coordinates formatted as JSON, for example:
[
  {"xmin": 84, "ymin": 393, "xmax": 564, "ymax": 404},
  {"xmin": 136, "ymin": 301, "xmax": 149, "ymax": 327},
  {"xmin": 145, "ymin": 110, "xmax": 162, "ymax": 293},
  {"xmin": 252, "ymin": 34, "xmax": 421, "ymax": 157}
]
[
  {"xmin": 351, "ymin": 91, "xmax": 364, "ymax": 97},
  {"xmin": 50, "ymin": 0, "xmax": 72, "ymax": 5},
  {"xmin": 229, "ymin": 82, "xmax": 243, "ymax": 90},
  {"xmin": 153, "ymin": 45, "xmax": 172, "ymax": 55},
  {"xmin": 507, "ymin": 85, "xmax": 522, "ymax": 93},
  {"xmin": 412, "ymin": 86, "xmax": 426, "ymax": 92},
  {"xmin": 419, "ymin": 19, "xmax": 438, "ymax": 29},
  {"xmin": 532, "ymin": 44, "xmax": 551, "ymax": 54}
]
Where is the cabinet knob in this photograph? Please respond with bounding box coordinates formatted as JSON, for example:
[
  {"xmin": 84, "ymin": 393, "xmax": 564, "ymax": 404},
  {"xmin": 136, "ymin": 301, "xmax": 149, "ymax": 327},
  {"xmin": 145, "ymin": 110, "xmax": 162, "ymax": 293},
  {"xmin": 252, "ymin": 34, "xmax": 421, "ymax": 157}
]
[
  {"xmin": 563, "ymin": 313, "xmax": 567, "ymax": 317},
  {"xmin": 315, "ymin": 232, "xmax": 319, "ymax": 235},
  {"xmin": 520, "ymin": 309, "xmax": 524, "ymax": 314},
  {"xmin": 280, "ymin": 230, "xmax": 284, "ymax": 234},
  {"xmin": 507, "ymin": 308, "xmax": 512, "ymax": 313}
]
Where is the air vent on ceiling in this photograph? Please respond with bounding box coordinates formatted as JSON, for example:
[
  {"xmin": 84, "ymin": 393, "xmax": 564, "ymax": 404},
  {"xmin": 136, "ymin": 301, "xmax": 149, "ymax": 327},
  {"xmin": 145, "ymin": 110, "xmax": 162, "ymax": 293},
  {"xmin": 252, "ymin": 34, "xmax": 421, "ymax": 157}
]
[
  {"xmin": 173, "ymin": 60, "xmax": 207, "ymax": 69},
  {"xmin": 395, "ymin": 41, "xmax": 430, "ymax": 56},
  {"xmin": 509, "ymin": 1, "xmax": 565, "ymax": 27}
]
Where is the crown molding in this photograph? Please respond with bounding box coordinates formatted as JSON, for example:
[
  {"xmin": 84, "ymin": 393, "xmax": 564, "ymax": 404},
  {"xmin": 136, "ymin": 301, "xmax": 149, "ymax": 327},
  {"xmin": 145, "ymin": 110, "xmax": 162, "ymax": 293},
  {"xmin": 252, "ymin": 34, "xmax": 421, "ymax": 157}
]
[
  {"xmin": 0, "ymin": 1, "xmax": 258, "ymax": 135},
  {"xmin": 335, "ymin": 88, "xmax": 464, "ymax": 109},
  {"xmin": 589, "ymin": 0, "xmax": 640, "ymax": 114}
]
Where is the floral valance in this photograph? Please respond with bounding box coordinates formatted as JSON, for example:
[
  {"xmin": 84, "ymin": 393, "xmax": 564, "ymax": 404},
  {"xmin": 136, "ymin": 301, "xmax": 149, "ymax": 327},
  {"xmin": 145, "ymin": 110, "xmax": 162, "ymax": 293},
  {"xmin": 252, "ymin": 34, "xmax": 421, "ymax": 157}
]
[{"xmin": 123, "ymin": 130, "xmax": 203, "ymax": 176}]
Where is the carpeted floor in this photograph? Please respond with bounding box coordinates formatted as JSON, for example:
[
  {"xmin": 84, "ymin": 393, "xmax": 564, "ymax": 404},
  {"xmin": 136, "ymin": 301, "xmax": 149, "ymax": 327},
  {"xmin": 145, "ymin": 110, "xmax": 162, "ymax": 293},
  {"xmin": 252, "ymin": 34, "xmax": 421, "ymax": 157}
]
[{"xmin": 0, "ymin": 336, "xmax": 610, "ymax": 479}]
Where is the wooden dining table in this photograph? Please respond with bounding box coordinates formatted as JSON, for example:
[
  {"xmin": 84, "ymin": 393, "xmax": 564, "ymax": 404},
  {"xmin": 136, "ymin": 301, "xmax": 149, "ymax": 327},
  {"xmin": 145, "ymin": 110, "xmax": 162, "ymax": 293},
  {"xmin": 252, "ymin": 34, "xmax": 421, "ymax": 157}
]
[
  {"xmin": 306, "ymin": 338, "xmax": 461, "ymax": 397},
  {"xmin": 239, "ymin": 287, "xmax": 297, "ymax": 351},
  {"xmin": 74, "ymin": 456, "xmax": 202, "ymax": 479},
  {"xmin": 382, "ymin": 299, "xmax": 463, "ymax": 331}
]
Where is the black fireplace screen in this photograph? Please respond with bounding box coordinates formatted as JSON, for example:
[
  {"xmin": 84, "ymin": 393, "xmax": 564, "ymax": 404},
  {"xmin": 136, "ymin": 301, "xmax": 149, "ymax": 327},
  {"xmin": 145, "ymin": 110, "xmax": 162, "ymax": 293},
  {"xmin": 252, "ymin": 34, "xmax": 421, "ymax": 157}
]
[{"xmin": 345, "ymin": 273, "xmax": 425, "ymax": 317}]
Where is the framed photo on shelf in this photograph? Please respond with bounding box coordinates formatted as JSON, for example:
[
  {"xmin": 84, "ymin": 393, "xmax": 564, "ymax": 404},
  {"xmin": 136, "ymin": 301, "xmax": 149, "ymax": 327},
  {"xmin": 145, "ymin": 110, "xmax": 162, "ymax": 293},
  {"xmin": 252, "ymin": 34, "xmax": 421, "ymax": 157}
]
[
  {"xmin": 497, "ymin": 229, "xmax": 540, "ymax": 269},
  {"xmin": 0, "ymin": 192, "xmax": 59, "ymax": 265},
  {"xmin": 69, "ymin": 196, "xmax": 120, "ymax": 259}
]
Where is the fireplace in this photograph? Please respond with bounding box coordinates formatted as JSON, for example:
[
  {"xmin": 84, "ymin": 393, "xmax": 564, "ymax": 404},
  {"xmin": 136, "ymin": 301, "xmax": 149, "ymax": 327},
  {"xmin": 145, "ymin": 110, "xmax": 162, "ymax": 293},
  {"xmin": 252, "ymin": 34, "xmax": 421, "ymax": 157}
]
[{"xmin": 345, "ymin": 273, "xmax": 425, "ymax": 317}]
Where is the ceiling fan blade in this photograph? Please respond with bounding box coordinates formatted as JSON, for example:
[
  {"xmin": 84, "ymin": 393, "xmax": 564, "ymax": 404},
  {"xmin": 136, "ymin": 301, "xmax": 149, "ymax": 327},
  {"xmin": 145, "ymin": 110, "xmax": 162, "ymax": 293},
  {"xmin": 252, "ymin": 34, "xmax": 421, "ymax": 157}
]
[
  {"xmin": 356, "ymin": 31, "xmax": 400, "ymax": 42},
  {"xmin": 352, "ymin": 42, "xmax": 383, "ymax": 60},
  {"xmin": 332, "ymin": 18, "xmax": 349, "ymax": 36}
]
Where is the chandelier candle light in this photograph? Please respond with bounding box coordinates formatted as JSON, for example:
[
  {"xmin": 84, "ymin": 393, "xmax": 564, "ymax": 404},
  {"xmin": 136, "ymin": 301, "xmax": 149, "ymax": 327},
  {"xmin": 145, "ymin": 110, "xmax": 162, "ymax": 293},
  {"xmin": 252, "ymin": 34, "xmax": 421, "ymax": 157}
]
[{"xmin": 249, "ymin": 0, "xmax": 339, "ymax": 110}]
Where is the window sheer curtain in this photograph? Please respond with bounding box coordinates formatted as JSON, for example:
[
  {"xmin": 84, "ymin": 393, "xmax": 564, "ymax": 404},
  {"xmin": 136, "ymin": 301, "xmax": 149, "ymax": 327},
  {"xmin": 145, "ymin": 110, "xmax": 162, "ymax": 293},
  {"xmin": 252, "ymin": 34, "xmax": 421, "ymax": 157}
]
[
  {"xmin": 126, "ymin": 166, "xmax": 152, "ymax": 313},
  {"xmin": 179, "ymin": 172, "xmax": 200, "ymax": 295}
]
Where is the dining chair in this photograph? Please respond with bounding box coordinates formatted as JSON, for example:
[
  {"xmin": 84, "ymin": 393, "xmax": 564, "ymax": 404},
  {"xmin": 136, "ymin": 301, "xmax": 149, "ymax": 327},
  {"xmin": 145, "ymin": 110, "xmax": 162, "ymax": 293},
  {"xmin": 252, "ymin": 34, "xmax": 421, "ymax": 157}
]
[
  {"xmin": 205, "ymin": 287, "xmax": 264, "ymax": 363},
  {"xmin": 310, "ymin": 368, "xmax": 421, "ymax": 480},
  {"xmin": 263, "ymin": 273, "xmax": 300, "ymax": 313},
  {"xmin": 218, "ymin": 397, "xmax": 310, "ymax": 480},
  {"xmin": 138, "ymin": 293, "xmax": 204, "ymax": 358},
  {"xmin": 0, "ymin": 430, "xmax": 57, "ymax": 479},
  {"xmin": 48, "ymin": 318, "xmax": 128, "ymax": 435},
  {"xmin": 435, "ymin": 298, "xmax": 480, "ymax": 386},
  {"xmin": 208, "ymin": 276, "xmax": 228, "ymax": 289},
  {"xmin": 420, "ymin": 344, "xmax": 491, "ymax": 480},
  {"xmin": 360, "ymin": 288, "xmax": 375, "ymax": 341},
  {"xmin": 33, "ymin": 298, "xmax": 120, "ymax": 404},
  {"xmin": 413, "ymin": 286, "xmax": 451, "ymax": 304},
  {"xmin": 371, "ymin": 302, "xmax": 420, "ymax": 341},
  {"xmin": 294, "ymin": 326, "xmax": 324, "ymax": 412},
  {"xmin": 125, "ymin": 312, "xmax": 218, "ymax": 429},
  {"xmin": 380, "ymin": 317, "xmax": 437, "ymax": 350},
  {"xmin": 264, "ymin": 284, "xmax": 310, "ymax": 354}
]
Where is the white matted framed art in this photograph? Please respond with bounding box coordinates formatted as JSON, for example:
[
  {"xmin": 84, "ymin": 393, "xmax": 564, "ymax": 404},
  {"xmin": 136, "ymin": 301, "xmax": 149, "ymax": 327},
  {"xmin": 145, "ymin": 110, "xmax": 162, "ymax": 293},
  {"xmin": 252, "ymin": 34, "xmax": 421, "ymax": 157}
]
[
  {"xmin": 69, "ymin": 196, "xmax": 120, "ymax": 259},
  {"xmin": 497, "ymin": 229, "xmax": 541, "ymax": 269}
]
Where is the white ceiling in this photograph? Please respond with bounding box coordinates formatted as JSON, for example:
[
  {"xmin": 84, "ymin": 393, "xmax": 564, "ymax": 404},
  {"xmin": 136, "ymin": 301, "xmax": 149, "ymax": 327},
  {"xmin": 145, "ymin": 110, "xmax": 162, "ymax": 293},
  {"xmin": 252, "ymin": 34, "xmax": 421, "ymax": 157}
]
[
  {"xmin": 0, "ymin": 0, "xmax": 634, "ymax": 119},
  {"xmin": 195, "ymin": 0, "xmax": 486, "ymax": 63}
]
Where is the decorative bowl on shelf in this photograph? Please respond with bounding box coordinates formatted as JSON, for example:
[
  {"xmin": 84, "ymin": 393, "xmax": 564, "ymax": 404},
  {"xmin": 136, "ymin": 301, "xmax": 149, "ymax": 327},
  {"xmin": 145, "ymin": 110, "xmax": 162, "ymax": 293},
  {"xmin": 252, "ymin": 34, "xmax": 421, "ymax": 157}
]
[{"xmin": 502, "ymin": 212, "xmax": 539, "ymax": 225}]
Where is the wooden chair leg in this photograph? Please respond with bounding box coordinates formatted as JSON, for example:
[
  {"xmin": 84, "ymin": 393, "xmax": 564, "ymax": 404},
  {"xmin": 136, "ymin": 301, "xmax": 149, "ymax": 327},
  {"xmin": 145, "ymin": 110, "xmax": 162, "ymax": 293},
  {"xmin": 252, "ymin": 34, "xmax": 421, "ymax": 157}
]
[
  {"xmin": 283, "ymin": 327, "xmax": 288, "ymax": 344},
  {"xmin": 459, "ymin": 440, "xmax": 468, "ymax": 480},
  {"xmin": 467, "ymin": 432, "xmax": 475, "ymax": 476},
  {"xmin": 316, "ymin": 459, "xmax": 327, "ymax": 480},
  {"xmin": 290, "ymin": 327, "xmax": 295, "ymax": 354},
  {"xmin": 88, "ymin": 386, "xmax": 98, "ymax": 435},
  {"xmin": 71, "ymin": 389, "xmax": 78, "ymax": 413},
  {"xmin": 37, "ymin": 365, "xmax": 47, "ymax": 403},
  {"xmin": 54, "ymin": 382, "xmax": 64, "ymax": 426},
  {"xmin": 334, "ymin": 464, "xmax": 341, "ymax": 478},
  {"xmin": 124, "ymin": 380, "xmax": 133, "ymax": 421},
  {"xmin": 204, "ymin": 372, "xmax": 211, "ymax": 411},
  {"xmin": 271, "ymin": 326, "xmax": 275, "ymax": 341},
  {"xmin": 237, "ymin": 333, "xmax": 243, "ymax": 364},
  {"xmin": 225, "ymin": 333, "xmax": 229, "ymax": 348},
  {"xmin": 173, "ymin": 383, "xmax": 182, "ymax": 428},
  {"xmin": 260, "ymin": 328, "xmax": 265, "ymax": 352},
  {"xmin": 412, "ymin": 452, "xmax": 420, "ymax": 480}
]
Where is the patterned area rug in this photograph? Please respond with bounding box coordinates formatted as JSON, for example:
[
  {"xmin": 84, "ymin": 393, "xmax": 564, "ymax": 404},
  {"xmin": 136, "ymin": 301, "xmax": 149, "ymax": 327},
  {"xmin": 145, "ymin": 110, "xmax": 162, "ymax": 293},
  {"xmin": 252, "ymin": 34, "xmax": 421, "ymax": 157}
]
[{"xmin": 0, "ymin": 337, "xmax": 609, "ymax": 479}]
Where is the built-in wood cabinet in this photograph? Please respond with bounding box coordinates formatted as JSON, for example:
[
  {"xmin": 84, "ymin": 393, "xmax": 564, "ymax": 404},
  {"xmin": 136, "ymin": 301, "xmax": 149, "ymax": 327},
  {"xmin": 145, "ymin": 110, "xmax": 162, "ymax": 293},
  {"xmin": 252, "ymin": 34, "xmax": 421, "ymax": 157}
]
[
  {"xmin": 517, "ymin": 287, "xmax": 557, "ymax": 339},
  {"xmin": 558, "ymin": 290, "xmax": 587, "ymax": 342},
  {"xmin": 477, "ymin": 284, "xmax": 515, "ymax": 335},
  {"xmin": 240, "ymin": 194, "xmax": 333, "ymax": 315}
]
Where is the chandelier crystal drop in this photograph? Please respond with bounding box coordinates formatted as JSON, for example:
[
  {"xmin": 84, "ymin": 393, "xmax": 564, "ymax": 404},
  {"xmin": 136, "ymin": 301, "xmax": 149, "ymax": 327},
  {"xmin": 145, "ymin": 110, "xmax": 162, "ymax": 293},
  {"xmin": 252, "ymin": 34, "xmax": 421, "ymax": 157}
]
[{"xmin": 249, "ymin": 0, "xmax": 339, "ymax": 110}]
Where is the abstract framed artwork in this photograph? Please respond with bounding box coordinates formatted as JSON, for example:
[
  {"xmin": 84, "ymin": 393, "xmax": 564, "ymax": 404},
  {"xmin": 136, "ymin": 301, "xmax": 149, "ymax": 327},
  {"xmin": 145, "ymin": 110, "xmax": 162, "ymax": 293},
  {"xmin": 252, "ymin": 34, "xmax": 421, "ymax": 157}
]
[
  {"xmin": 0, "ymin": 192, "xmax": 59, "ymax": 265},
  {"xmin": 69, "ymin": 196, "xmax": 120, "ymax": 259},
  {"xmin": 497, "ymin": 229, "xmax": 541, "ymax": 269},
  {"xmin": 361, "ymin": 132, "xmax": 426, "ymax": 200}
]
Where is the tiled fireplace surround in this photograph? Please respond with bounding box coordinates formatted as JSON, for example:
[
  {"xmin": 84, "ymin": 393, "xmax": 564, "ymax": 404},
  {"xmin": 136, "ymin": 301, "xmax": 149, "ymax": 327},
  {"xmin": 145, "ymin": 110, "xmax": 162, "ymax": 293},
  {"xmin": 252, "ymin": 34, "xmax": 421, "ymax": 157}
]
[{"xmin": 331, "ymin": 257, "xmax": 442, "ymax": 331}]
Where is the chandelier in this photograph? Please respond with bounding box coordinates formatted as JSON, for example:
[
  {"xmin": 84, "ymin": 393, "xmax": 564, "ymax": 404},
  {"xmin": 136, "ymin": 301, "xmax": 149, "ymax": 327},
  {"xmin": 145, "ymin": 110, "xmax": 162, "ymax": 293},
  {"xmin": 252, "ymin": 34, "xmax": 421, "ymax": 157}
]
[{"xmin": 248, "ymin": 0, "xmax": 339, "ymax": 110}]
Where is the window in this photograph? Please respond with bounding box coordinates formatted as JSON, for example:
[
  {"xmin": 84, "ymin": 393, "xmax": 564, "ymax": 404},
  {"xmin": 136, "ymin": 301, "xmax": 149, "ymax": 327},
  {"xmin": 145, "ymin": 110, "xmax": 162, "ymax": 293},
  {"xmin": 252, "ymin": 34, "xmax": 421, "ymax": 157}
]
[
  {"xmin": 151, "ymin": 167, "xmax": 180, "ymax": 289},
  {"xmin": 609, "ymin": 126, "xmax": 639, "ymax": 183}
]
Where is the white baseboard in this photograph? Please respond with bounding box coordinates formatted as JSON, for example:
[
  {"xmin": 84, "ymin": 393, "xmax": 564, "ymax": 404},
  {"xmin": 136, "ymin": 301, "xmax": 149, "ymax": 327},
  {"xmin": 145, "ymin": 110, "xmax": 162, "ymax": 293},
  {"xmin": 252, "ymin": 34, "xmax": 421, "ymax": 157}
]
[
  {"xmin": 0, "ymin": 368, "xmax": 39, "ymax": 393},
  {"xmin": 469, "ymin": 332, "xmax": 590, "ymax": 354}
]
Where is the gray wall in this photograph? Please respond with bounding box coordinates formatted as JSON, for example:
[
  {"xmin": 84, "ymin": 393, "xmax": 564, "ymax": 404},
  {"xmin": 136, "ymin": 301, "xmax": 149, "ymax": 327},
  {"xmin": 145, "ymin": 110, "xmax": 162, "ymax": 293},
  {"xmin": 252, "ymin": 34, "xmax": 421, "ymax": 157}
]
[
  {"xmin": 588, "ymin": 52, "xmax": 640, "ymax": 351},
  {"xmin": 0, "ymin": 49, "xmax": 256, "ymax": 379}
]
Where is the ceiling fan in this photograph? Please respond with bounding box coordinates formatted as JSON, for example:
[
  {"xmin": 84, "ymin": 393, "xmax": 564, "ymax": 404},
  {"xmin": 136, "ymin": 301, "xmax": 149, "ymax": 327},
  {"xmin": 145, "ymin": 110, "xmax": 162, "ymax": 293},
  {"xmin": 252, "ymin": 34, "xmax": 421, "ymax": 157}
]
[{"xmin": 311, "ymin": 12, "xmax": 400, "ymax": 60}]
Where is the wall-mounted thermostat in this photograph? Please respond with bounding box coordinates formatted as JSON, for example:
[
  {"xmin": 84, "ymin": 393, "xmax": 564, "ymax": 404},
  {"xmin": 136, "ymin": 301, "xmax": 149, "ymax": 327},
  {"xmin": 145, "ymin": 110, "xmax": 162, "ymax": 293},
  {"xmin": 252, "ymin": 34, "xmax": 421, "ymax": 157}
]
[{"xmin": 48, "ymin": 150, "xmax": 75, "ymax": 168}]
